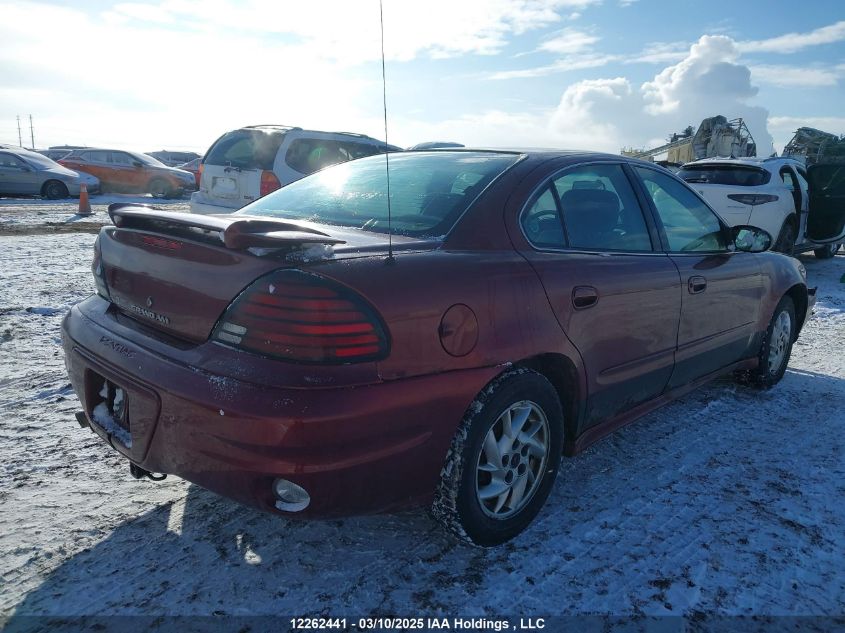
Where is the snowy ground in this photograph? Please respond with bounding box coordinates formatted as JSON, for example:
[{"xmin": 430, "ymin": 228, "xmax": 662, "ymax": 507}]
[{"xmin": 0, "ymin": 200, "xmax": 843, "ymax": 627}]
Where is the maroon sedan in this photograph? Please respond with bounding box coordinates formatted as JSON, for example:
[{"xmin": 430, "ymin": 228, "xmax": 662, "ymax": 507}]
[{"xmin": 62, "ymin": 150, "xmax": 821, "ymax": 545}]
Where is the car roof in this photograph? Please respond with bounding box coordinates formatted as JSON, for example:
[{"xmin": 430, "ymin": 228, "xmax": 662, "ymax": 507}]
[{"xmin": 683, "ymin": 156, "xmax": 805, "ymax": 170}]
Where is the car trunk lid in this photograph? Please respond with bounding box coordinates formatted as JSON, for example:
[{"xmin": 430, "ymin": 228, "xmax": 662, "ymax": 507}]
[{"xmin": 98, "ymin": 204, "xmax": 435, "ymax": 343}]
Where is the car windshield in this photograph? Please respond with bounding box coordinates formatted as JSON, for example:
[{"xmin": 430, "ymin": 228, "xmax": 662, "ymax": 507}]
[
  {"xmin": 239, "ymin": 151, "xmax": 521, "ymax": 237},
  {"xmin": 679, "ymin": 164, "xmax": 771, "ymax": 186},
  {"xmin": 206, "ymin": 129, "xmax": 286, "ymax": 170},
  {"xmin": 19, "ymin": 151, "xmax": 62, "ymax": 169}
]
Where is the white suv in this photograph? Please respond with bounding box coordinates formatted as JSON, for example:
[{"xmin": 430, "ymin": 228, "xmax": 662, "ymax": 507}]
[
  {"xmin": 190, "ymin": 125, "xmax": 399, "ymax": 214},
  {"xmin": 678, "ymin": 157, "xmax": 844, "ymax": 258}
]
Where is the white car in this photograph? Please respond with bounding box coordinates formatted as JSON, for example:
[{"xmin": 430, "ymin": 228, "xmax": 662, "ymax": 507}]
[
  {"xmin": 678, "ymin": 157, "xmax": 844, "ymax": 258},
  {"xmin": 190, "ymin": 125, "xmax": 399, "ymax": 214}
]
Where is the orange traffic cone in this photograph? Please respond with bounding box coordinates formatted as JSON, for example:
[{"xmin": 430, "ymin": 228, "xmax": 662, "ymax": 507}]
[{"xmin": 78, "ymin": 183, "xmax": 92, "ymax": 215}]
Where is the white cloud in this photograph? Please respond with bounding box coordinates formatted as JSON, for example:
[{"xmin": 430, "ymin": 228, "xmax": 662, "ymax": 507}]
[
  {"xmin": 490, "ymin": 53, "xmax": 618, "ymax": 79},
  {"xmin": 750, "ymin": 64, "xmax": 842, "ymax": 87},
  {"xmin": 738, "ymin": 20, "xmax": 845, "ymax": 54},
  {"xmin": 538, "ymin": 27, "xmax": 599, "ymax": 55}
]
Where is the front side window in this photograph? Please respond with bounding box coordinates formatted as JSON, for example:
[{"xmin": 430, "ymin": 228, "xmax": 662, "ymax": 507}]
[
  {"xmin": 109, "ymin": 152, "xmax": 133, "ymax": 165},
  {"xmin": 552, "ymin": 164, "xmax": 652, "ymax": 252},
  {"xmin": 242, "ymin": 151, "xmax": 519, "ymax": 238},
  {"xmin": 636, "ymin": 167, "xmax": 727, "ymax": 253}
]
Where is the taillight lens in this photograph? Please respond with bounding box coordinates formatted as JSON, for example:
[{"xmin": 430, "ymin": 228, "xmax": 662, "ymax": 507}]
[
  {"xmin": 92, "ymin": 235, "xmax": 110, "ymax": 300},
  {"xmin": 260, "ymin": 170, "xmax": 282, "ymax": 197},
  {"xmin": 727, "ymin": 194, "xmax": 778, "ymax": 206},
  {"xmin": 211, "ymin": 270, "xmax": 389, "ymax": 364}
]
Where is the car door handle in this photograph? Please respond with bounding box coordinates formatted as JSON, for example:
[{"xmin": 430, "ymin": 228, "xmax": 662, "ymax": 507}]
[
  {"xmin": 572, "ymin": 286, "xmax": 599, "ymax": 309},
  {"xmin": 688, "ymin": 276, "xmax": 707, "ymax": 294}
]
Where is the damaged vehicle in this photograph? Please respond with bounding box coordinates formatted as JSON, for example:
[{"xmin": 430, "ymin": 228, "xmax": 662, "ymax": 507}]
[
  {"xmin": 679, "ymin": 157, "xmax": 845, "ymax": 258},
  {"xmin": 62, "ymin": 150, "xmax": 823, "ymax": 545}
]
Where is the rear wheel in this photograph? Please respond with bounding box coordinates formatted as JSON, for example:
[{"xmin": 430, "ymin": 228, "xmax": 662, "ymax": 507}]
[
  {"xmin": 42, "ymin": 180, "xmax": 69, "ymax": 200},
  {"xmin": 814, "ymin": 243, "xmax": 840, "ymax": 259},
  {"xmin": 773, "ymin": 220, "xmax": 796, "ymax": 255},
  {"xmin": 735, "ymin": 296, "xmax": 795, "ymax": 389},
  {"xmin": 149, "ymin": 178, "xmax": 172, "ymax": 198},
  {"xmin": 431, "ymin": 369, "xmax": 564, "ymax": 546}
]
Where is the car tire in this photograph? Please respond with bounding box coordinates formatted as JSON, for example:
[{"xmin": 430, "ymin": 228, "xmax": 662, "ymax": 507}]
[
  {"xmin": 149, "ymin": 178, "xmax": 172, "ymax": 198},
  {"xmin": 814, "ymin": 243, "xmax": 840, "ymax": 259},
  {"xmin": 735, "ymin": 296, "xmax": 796, "ymax": 390},
  {"xmin": 773, "ymin": 220, "xmax": 796, "ymax": 255},
  {"xmin": 42, "ymin": 180, "xmax": 69, "ymax": 200},
  {"xmin": 431, "ymin": 368, "xmax": 564, "ymax": 547}
]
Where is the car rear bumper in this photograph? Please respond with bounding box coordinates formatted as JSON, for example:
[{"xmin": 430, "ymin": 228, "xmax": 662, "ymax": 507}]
[{"xmin": 61, "ymin": 299, "xmax": 498, "ymax": 517}]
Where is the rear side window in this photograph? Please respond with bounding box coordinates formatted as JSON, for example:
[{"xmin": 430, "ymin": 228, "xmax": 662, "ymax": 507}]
[
  {"xmin": 554, "ymin": 164, "xmax": 652, "ymax": 252},
  {"xmin": 636, "ymin": 167, "xmax": 727, "ymax": 253},
  {"xmin": 679, "ymin": 164, "xmax": 771, "ymax": 186},
  {"xmin": 285, "ymin": 139, "xmax": 385, "ymax": 175},
  {"xmin": 205, "ymin": 130, "xmax": 285, "ymax": 170}
]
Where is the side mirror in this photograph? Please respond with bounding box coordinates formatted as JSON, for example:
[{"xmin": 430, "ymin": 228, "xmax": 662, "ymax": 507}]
[
  {"xmin": 132, "ymin": 161, "xmax": 143, "ymax": 168},
  {"xmin": 733, "ymin": 225, "xmax": 773, "ymax": 253}
]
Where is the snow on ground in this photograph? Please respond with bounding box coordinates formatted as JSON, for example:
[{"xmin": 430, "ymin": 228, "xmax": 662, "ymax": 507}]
[
  {"xmin": 0, "ymin": 194, "xmax": 189, "ymax": 234},
  {"xmin": 0, "ymin": 200, "xmax": 843, "ymax": 625}
]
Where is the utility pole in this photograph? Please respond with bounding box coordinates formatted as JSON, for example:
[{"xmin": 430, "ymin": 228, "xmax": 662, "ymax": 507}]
[
  {"xmin": 29, "ymin": 115, "xmax": 34, "ymax": 149},
  {"xmin": 16, "ymin": 116, "xmax": 22, "ymax": 146}
]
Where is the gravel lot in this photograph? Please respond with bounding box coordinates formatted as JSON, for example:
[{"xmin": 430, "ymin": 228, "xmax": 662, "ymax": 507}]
[{"xmin": 1, "ymin": 199, "xmax": 843, "ymax": 627}]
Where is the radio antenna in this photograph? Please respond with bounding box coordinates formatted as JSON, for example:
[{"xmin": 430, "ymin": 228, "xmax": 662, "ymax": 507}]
[{"xmin": 379, "ymin": 0, "xmax": 394, "ymax": 261}]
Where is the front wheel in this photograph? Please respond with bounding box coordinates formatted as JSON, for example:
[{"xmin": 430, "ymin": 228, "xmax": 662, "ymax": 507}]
[
  {"xmin": 431, "ymin": 369, "xmax": 564, "ymax": 546},
  {"xmin": 148, "ymin": 178, "xmax": 173, "ymax": 198},
  {"xmin": 814, "ymin": 243, "xmax": 840, "ymax": 259},
  {"xmin": 42, "ymin": 180, "xmax": 69, "ymax": 200},
  {"xmin": 735, "ymin": 296, "xmax": 795, "ymax": 389}
]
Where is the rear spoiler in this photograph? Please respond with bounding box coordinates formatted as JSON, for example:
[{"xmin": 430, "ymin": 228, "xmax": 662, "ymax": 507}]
[{"xmin": 107, "ymin": 203, "xmax": 346, "ymax": 249}]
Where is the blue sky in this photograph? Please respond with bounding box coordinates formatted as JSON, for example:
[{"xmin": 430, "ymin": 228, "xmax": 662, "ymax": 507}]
[{"xmin": 0, "ymin": 0, "xmax": 843, "ymax": 155}]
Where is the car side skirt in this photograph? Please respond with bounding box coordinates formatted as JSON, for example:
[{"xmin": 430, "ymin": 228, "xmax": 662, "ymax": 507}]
[{"xmin": 564, "ymin": 356, "xmax": 758, "ymax": 456}]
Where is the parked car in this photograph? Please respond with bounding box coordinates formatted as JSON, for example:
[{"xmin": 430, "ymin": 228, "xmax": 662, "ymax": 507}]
[
  {"xmin": 38, "ymin": 148, "xmax": 75, "ymax": 161},
  {"xmin": 60, "ymin": 149, "xmax": 196, "ymax": 198},
  {"xmin": 178, "ymin": 157, "xmax": 202, "ymax": 188},
  {"xmin": 146, "ymin": 150, "xmax": 201, "ymax": 167},
  {"xmin": 63, "ymin": 150, "xmax": 834, "ymax": 546},
  {"xmin": 679, "ymin": 157, "xmax": 843, "ymax": 258},
  {"xmin": 0, "ymin": 145, "xmax": 100, "ymax": 199},
  {"xmin": 189, "ymin": 125, "xmax": 400, "ymax": 214}
]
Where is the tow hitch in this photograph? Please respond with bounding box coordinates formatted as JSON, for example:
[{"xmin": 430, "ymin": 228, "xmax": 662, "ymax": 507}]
[{"xmin": 129, "ymin": 463, "xmax": 167, "ymax": 482}]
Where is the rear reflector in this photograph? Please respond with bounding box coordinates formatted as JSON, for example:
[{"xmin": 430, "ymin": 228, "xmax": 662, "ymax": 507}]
[
  {"xmin": 727, "ymin": 193, "xmax": 779, "ymax": 206},
  {"xmin": 211, "ymin": 270, "xmax": 389, "ymax": 364},
  {"xmin": 260, "ymin": 170, "xmax": 282, "ymax": 197}
]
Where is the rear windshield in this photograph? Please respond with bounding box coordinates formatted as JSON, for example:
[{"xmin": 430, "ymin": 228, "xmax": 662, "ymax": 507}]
[
  {"xmin": 285, "ymin": 138, "xmax": 388, "ymax": 175},
  {"xmin": 239, "ymin": 152, "xmax": 520, "ymax": 238},
  {"xmin": 205, "ymin": 129, "xmax": 285, "ymax": 170},
  {"xmin": 679, "ymin": 164, "xmax": 771, "ymax": 186}
]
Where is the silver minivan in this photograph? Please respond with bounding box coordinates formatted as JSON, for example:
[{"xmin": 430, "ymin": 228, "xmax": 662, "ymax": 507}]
[{"xmin": 189, "ymin": 125, "xmax": 399, "ymax": 214}]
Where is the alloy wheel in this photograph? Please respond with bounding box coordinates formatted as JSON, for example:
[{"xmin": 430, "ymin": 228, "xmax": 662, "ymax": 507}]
[
  {"xmin": 475, "ymin": 400, "xmax": 550, "ymax": 519},
  {"xmin": 767, "ymin": 311, "xmax": 792, "ymax": 375}
]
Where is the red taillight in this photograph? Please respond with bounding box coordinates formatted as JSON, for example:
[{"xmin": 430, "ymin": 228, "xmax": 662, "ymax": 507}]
[
  {"xmin": 727, "ymin": 194, "xmax": 779, "ymax": 206},
  {"xmin": 211, "ymin": 270, "xmax": 389, "ymax": 364},
  {"xmin": 260, "ymin": 170, "xmax": 282, "ymax": 197}
]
